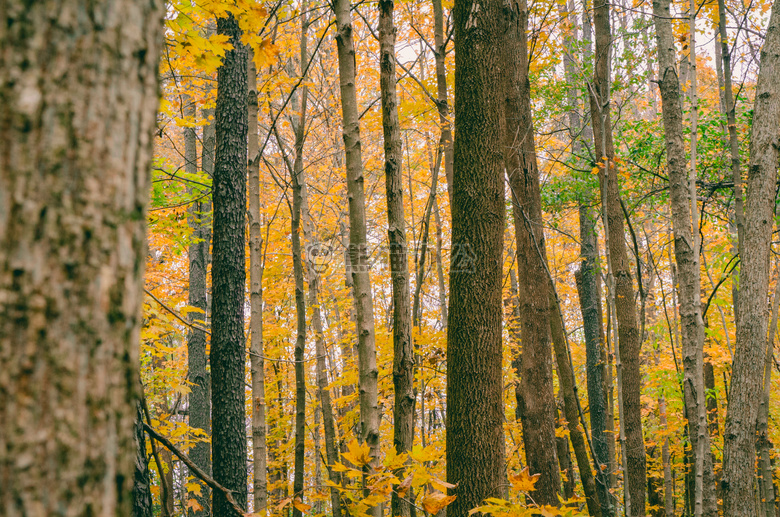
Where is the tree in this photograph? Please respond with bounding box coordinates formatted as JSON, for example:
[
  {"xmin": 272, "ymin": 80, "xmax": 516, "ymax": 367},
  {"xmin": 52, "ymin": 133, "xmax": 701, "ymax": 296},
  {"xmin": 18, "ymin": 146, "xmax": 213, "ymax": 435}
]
[
  {"xmin": 588, "ymin": 0, "xmax": 646, "ymax": 512},
  {"xmin": 501, "ymin": 0, "xmax": 561, "ymax": 505},
  {"xmin": 333, "ymin": 0, "xmax": 380, "ymax": 508},
  {"xmin": 446, "ymin": 0, "xmax": 507, "ymax": 515},
  {"xmin": 721, "ymin": 3, "xmax": 780, "ymax": 514},
  {"xmin": 378, "ymin": 1, "xmax": 416, "ymax": 517},
  {"xmin": 211, "ymin": 11, "xmax": 249, "ymax": 517},
  {"xmin": 652, "ymin": 1, "xmax": 716, "ymax": 513},
  {"xmin": 0, "ymin": 0, "xmax": 163, "ymax": 514}
]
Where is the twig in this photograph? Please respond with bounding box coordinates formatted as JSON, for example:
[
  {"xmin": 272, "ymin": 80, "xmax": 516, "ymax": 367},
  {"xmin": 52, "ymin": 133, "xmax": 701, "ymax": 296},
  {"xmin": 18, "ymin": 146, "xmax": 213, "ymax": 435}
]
[
  {"xmin": 143, "ymin": 422, "xmax": 248, "ymax": 516},
  {"xmin": 144, "ymin": 288, "xmax": 210, "ymax": 335}
]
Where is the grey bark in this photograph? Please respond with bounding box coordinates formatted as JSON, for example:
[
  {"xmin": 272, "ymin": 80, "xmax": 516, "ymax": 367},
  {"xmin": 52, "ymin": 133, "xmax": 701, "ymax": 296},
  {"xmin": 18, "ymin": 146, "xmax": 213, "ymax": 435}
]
[
  {"xmin": 432, "ymin": 0, "xmax": 454, "ymax": 205},
  {"xmin": 651, "ymin": 0, "xmax": 716, "ymax": 514},
  {"xmin": 333, "ymin": 0, "xmax": 380, "ymax": 506},
  {"xmin": 722, "ymin": 4, "xmax": 780, "ymax": 514},
  {"xmin": 0, "ymin": 0, "xmax": 163, "ymax": 514},
  {"xmin": 378, "ymin": 2, "xmax": 416, "ymax": 516}
]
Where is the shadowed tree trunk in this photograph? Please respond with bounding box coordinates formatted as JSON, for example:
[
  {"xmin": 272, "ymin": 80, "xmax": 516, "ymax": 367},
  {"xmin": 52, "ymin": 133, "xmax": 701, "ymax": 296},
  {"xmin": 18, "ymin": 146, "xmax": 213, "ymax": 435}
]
[
  {"xmin": 210, "ymin": 11, "xmax": 249, "ymax": 517},
  {"xmin": 378, "ymin": 1, "xmax": 415, "ymax": 516},
  {"xmin": 134, "ymin": 402, "xmax": 154, "ymax": 517},
  {"xmin": 0, "ymin": 0, "xmax": 162, "ymax": 514},
  {"xmin": 445, "ymin": 0, "xmax": 507, "ymax": 514},
  {"xmin": 722, "ymin": 4, "xmax": 780, "ymax": 514}
]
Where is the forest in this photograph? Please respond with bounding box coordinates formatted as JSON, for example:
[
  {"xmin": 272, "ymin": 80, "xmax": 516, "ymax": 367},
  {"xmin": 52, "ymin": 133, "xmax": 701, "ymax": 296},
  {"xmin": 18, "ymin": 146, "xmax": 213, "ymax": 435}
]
[{"xmin": 2, "ymin": 0, "xmax": 780, "ymax": 516}]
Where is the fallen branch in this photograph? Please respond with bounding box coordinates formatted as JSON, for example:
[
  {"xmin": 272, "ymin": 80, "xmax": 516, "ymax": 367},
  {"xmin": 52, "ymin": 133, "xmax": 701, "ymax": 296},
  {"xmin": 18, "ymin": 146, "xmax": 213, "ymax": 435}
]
[{"xmin": 142, "ymin": 422, "xmax": 246, "ymax": 516}]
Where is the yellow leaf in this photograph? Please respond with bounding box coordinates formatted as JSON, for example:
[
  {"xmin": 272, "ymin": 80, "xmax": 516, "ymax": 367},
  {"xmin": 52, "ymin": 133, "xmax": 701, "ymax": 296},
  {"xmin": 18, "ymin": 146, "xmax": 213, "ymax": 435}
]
[
  {"xmin": 342, "ymin": 439, "xmax": 372, "ymax": 467},
  {"xmin": 508, "ymin": 467, "xmax": 540, "ymax": 492},
  {"xmin": 430, "ymin": 476, "xmax": 457, "ymax": 493},
  {"xmin": 397, "ymin": 474, "xmax": 413, "ymax": 498},
  {"xmin": 293, "ymin": 498, "xmax": 312, "ymax": 512},
  {"xmin": 421, "ymin": 492, "xmax": 456, "ymax": 515}
]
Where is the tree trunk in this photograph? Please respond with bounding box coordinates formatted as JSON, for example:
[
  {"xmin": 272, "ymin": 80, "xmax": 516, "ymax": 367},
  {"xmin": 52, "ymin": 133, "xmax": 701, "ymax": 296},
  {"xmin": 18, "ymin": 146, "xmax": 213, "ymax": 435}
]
[
  {"xmin": 432, "ymin": 0, "xmax": 453, "ymax": 205},
  {"xmin": 445, "ymin": 0, "xmax": 507, "ymax": 514},
  {"xmin": 211, "ymin": 12, "xmax": 249, "ymax": 517},
  {"xmin": 186, "ymin": 96, "xmax": 212, "ymax": 517},
  {"xmin": 248, "ymin": 51, "xmax": 268, "ymax": 516},
  {"xmin": 290, "ymin": 43, "xmax": 310, "ymax": 517},
  {"xmin": 333, "ymin": 0, "xmax": 380, "ymax": 507},
  {"xmin": 134, "ymin": 402, "xmax": 154, "ymax": 517},
  {"xmin": 378, "ymin": 2, "xmax": 415, "ymax": 517},
  {"xmin": 0, "ymin": 0, "xmax": 162, "ymax": 514},
  {"xmin": 576, "ymin": 208, "xmax": 614, "ymax": 517},
  {"xmin": 758, "ymin": 269, "xmax": 780, "ymax": 517},
  {"xmin": 651, "ymin": 1, "xmax": 716, "ymax": 514},
  {"xmin": 433, "ymin": 200, "xmax": 448, "ymax": 330},
  {"xmin": 501, "ymin": 0, "xmax": 560, "ymax": 506},
  {"xmin": 588, "ymin": 0, "xmax": 646, "ymax": 511},
  {"xmin": 722, "ymin": 4, "xmax": 780, "ymax": 514}
]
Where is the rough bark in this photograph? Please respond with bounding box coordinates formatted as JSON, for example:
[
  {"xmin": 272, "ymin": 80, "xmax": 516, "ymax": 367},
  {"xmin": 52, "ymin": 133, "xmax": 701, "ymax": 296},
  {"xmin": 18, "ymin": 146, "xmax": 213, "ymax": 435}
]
[
  {"xmin": 722, "ymin": 4, "xmax": 780, "ymax": 514},
  {"xmin": 445, "ymin": 0, "xmax": 507, "ymax": 514},
  {"xmin": 651, "ymin": 1, "xmax": 716, "ymax": 514},
  {"xmin": 210, "ymin": 12, "xmax": 249, "ymax": 517},
  {"xmin": 0, "ymin": 0, "xmax": 162, "ymax": 514},
  {"xmin": 588, "ymin": 0, "xmax": 646, "ymax": 511},
  {"xmin": 333, "ymin": 0, "xmax": 380, "ymax": 505},
  {"xmin": 248, "ymin": 51, "xmax": 268, "ymax": 516},
  {"xmin": 758, "ymin": 272, "xmax": 780, "ymax": 517},
  {"xmin": 134, "ymin": 402, "xmax": 154, "ymax": 517},
  {"xmin": 576, "ymin": 209, "xmax": 614, "ymax": 517},
  {"xmin": 500, "ymin": 0, "xmax": 560, "ymax": 506},
  {"xmin": 186, "ymin": 96, "xmax": 212, "ymax": 517},
  {"xmin": 433, "ymin": 200, "xmax": 448, "ymax": 329},
  {"xmin": 378, "ymin": 2, "xmax": 415, "ymax": 516}
]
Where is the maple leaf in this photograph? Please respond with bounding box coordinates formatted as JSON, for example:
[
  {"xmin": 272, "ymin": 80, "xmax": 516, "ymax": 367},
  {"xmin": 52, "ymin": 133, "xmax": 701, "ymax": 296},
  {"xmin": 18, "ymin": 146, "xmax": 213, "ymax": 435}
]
[
  {"xmin": 508, "ymin": 467, "xmax": 540, "ymax": 492},
  {"xmin": 422, "ymin": 492, "xmax": 456, "ymax": 515}
]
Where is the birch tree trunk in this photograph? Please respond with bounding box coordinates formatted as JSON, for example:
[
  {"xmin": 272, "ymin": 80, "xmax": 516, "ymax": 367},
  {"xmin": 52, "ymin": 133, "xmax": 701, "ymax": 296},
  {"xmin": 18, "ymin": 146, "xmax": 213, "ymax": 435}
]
[
  {"xmin": 248, "ymin": 52, "xmax": 268, "ymax": 516},
  {"xmin": 445, "ymin": 0, "xmax": 507, "ymax": 513},
  {"xmin": 0, "ymin": 0, "xmax": 162, "ymax": 515},
  {"xmin": 722, "ymin": 4, "xmax": 780, "ymax": 514},
  {"xmin": 651, "ymin": 1, "xmax": 716, "ymax": 514},
  {"xmin": 501, "ymin": 0, "xmax": 560, "ymax": 505},
  {"xmin": 378, "ymin": 2, "xmax": 415, "ymax": 516},
  {"xmin": 333, "ymin": 0, "xmax": 380, "ymax": 507},
  {"xmin": 211, "ymin": 11, "xmax": 249, "ymax": 517}
]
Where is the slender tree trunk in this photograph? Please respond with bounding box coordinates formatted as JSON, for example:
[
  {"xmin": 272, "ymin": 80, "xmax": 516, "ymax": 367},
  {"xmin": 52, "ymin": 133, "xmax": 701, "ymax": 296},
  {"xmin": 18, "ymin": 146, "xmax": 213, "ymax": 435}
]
[
  {"xmin": 289, "ymin": 42, "xmax": 310, "ymax": 516},
  {"xmin": 134, "ymin": 402, "xmax": 154, "ymax": 517},
  {"xmin": 333, "ymin": 0, "xmax": 380, "ymax": 507},
  {"xmin": 378, "ymin": 3, "xmax": 415, "ymax": 517},
  {"xmin": 432, "ymin": 0, "xmax": 453, "ymax": 205},
  {"xmin": 722, "ymin": 5, "xmax": 780, "ymax": 514},
  {"xmin": 501, "ymin": 0, "xmax": 560, "ymax": 505},
  {"xmin": 549, "ymin": 297, "xmax": 603, "ymax": 516},
  {"xmin": 185, "ymin": 97, "xmax": 212, "ymax": 517},
  {"xmin": 576, "ymin": 208, "xmax": 614, "ymax": 517},
  {"xmin": 0, "ymin": 1, "xmax": 162, "ymax": 514},
  {"xmin": 588, "ymin": 0, "xmax": 646, "ymax": 511},
  {"xmin": 248, "ymin": 51, "xmax": 268, "ymax": 517},
  {"xmin": 651, "ymin": 1, "xmax": 716, "ymax": 514},
  {"xmin": 445, "ymin": 0, "xmax": 507, "ymax": 514},
  {"xmin": 211, "ymin": 12, "xmax": 249, "ymax": 517},
  {"xmin": 554, "ymin": 393, "xmax": 575, "ymax": 501},
  {"xmin": 433, "ymin": 200, "xmax": 448, "ymax": 329}
]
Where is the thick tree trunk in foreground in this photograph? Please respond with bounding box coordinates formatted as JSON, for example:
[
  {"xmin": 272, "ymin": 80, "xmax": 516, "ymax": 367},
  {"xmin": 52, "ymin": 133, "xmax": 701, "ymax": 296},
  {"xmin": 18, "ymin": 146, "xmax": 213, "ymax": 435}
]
[
  {"xmin": 501, "ymin": 0, "xmax": 560, "ymax": 506},
  {"xmin": 722, "ymin": 4, "xmax": 780, "ymax": 514},
  {"xmin": 652, "ymin": 1, "xmax": 716, "ymax": 514},
  {"xmin": 446, "ymin": 0, "xmax": 507, "ymax": 514},
  {"xmin": 0, "ymin": 1, "xmax": 162, "ymax": 515},
  {"xmin": 186, "ymin": 98, "xmax": 212, "ymax": 517},
  {"xmin": 588, "ymin": 0, "xmax": 646, "ymax": 512},
  {"xmin": 248, "ymin": 52, "xmax": 268, "ymax": 516},
  {"xmin": 378, "ymin": 2, "xmax": 415, "ymax": 517},
  {"xmin": 211, "ymin": 12, "xmax": 249, "ymax": 517},
  {"xmin": 333, "ymin": 0, "xmax": 380, "ymax": 507}
]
